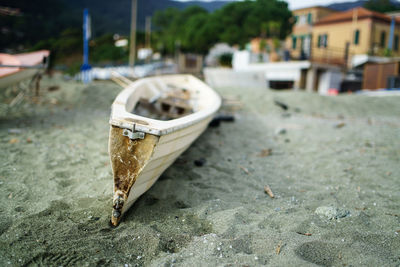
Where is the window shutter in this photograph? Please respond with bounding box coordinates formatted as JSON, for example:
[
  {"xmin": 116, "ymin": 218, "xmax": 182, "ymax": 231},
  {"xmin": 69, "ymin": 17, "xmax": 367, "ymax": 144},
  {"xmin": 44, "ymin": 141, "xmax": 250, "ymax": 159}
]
[
  {"xmin": 380, "ymin": 31, "xmax": 386, "ymax": 48},
  {"xmin": 354, "ymin": 30, "xmax": 360, "ymax": 45},
  {"xmin": 307, "ymin": 13, "xmax": 312, "ymax": 24}
]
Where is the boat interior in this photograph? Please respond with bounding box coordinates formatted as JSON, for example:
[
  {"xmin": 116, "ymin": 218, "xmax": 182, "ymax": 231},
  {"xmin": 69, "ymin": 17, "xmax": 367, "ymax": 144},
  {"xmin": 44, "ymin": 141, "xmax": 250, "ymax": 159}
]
[
  {"xmin": 133, "ymin": 81, "xmax": 193, "ymax": 120},
  {"xmin": 123, "ymin": 76, "xmax": 203, "ymax": 121},
  {"xmin": 110, "ymin": 74, "xmax": 221, "ymax": 135}
]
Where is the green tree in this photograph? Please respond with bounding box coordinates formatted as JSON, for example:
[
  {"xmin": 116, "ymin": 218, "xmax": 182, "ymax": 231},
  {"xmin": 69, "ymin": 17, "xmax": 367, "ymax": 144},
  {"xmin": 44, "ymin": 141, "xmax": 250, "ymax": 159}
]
[
  {"xmin": 364, "ymin": 0, "xmax": 399, "ymax": 13},
  {"xmin": 90, "ymin": 34, "xmax": 128, "ymax": 64},
  {"xmin": 151, "ymin": 0, "xmax": 293, "ymax": 55},
  {"xmin": 153, "ymin": 6, "xmax": 209, "ymax": 54}
]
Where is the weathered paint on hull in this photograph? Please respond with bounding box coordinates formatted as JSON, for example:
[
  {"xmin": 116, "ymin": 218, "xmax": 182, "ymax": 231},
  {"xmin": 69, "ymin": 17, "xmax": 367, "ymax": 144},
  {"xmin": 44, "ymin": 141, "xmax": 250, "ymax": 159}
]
[
  {"xmin": 109, "ymin": 116, "xmax": 212, "ymax": 226},
  {"xmin": 109, "ymin": 74, "xmax": 221, "ymax": 226},
  {"xmin": 109, "ymin": 126, "xmax": 159, "ymax": 226}
]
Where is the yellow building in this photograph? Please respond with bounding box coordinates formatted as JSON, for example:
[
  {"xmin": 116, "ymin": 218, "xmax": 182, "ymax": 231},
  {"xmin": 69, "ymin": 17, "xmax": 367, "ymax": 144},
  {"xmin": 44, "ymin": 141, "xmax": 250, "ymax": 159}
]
[
  {"xmin": 312, "ymin": 7, "xmax": 400, "ymax": 65},
  {"xmin": 287, "ymin": 6, "xmax": 337, "ymax": 59}
]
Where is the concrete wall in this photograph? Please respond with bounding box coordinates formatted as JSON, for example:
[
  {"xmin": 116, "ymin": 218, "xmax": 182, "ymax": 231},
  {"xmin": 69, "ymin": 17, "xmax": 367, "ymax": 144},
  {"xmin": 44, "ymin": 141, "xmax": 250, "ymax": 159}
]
[
  {"xmin": 312, "ymin": 18, "xmax": 400, "ymax": 61},
  {"xmin": 305, "ymin": 64, "xmax": 343, "ymax": 93},
  {"xmin": 231, "ymin": 54, "xmax": 312, "ymax": 89},
  {"xmin": 204, "ymin": 68, "xmax": 267, "ymax": 89},
  {"xmin": 178, "ymin": 53, "xmax": 203, "ymax": 74},
  {"xmin": 287, "ymin": 7, "xmax": 337, "ymax": 58},
  {"xmin": 313, "ymin": 19, "xmax": 372, "ymax": 55},
  {"xmin": 371, "ymin": 21, "xmax": 400, "ymax": 55},
  {"xmin": 318, "ymin": 70, "xmax": 343, "ymax": 95}
]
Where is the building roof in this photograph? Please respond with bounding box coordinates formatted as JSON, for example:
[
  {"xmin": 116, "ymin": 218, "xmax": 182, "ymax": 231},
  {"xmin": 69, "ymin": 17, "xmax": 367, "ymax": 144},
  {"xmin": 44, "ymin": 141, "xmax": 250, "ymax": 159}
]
[
  {"xmin": 385, "ymin": 11, "xmax": 400, "ymax": 17},
  {"xmin": 292, "ymin": 6, "xmax": 336, "ymax": 13},
  {"xmin": 314, "ymin": 7, "xmax": 400, "ymax": 26}
]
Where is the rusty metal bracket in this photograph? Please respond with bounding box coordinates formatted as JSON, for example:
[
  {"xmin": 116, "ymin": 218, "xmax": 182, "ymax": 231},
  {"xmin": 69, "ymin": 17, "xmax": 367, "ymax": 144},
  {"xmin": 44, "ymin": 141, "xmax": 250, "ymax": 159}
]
[{"xmin": 122, "ymin": 128, "xmax": 145, "ymax": 140}]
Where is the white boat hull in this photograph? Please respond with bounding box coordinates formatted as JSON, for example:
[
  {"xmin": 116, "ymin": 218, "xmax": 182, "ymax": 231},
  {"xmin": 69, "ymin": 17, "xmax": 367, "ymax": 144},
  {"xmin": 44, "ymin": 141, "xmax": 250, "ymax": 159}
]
[
  {"xmin": 122, "ymin": 116, "xmax": 211, "ymax": 212},
  {"xmin": 0, "ymin": 50, "xmax": 49, "ymax": 89},
  {"xmin": 109, "ymin": 74, "xmax": 221, "ymax": 225},
  {"xmin": 0, "ymin": 68, "xmax": 37, "ymax": 89}
]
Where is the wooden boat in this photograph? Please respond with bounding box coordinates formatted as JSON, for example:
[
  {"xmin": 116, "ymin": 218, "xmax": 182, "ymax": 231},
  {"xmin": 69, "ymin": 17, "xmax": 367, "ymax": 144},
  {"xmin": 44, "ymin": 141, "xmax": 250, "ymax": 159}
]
[
  {"xmin": 0, "ymin": 50, "xmax": 49, "ymax": 89},
  {"xmin": 109, "ymin": 74, "xmax": 221, "ymax": 226}
]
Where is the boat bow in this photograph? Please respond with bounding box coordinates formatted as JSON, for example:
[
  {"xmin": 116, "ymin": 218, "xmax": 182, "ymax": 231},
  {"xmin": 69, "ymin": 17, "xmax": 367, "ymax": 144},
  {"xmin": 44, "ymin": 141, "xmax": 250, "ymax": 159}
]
[{"xmin": 109, "ymin": 126, "xmax": 159, "ymax": 226}]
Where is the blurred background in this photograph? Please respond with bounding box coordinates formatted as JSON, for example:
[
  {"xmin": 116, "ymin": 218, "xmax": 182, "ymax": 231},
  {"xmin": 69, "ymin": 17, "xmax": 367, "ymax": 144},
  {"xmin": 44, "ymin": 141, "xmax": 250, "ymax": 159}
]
[{"xmin": 1, "ymin": 0, "xmax": 400, "ymax": 92}]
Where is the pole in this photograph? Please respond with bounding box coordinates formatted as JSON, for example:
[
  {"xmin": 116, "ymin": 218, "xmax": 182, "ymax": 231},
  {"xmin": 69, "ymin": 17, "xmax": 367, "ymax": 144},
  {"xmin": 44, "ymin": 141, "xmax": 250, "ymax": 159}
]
[
  {"xmin": 344, "ymin": 42, "xmax": 350, "ymax": 69},
  {"xmin": 129, "ymin": 0, "xmax": 137, "ymax": 67},
  {"xmin": 388, "ymin": 16, "xmax": 395, "ymax": 50},
  {"xmin": 81, "ymin": 8, "xmax": 92, "ymax": 83},
  {"xmin": 145, "ymin": 16, "xmax": 151, "ymax": 49},
  {"xmin": 83, "ymin": 9, "xmax": 89, "ymax": 67},
  {"xmin": 145, "ymin": 16, "xmax": 151, "ymax": 63}
]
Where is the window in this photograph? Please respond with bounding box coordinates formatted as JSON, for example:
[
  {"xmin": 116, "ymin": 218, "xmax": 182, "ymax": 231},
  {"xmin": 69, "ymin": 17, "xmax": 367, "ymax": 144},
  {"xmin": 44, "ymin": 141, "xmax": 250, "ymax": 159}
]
[
  {"xmin": 298, "ymin": 15, "xmax": 307, "ymax": 25},
  {"xmin": 318, "ymin": 34, "xmax": 328, "ymax": 48},
  {"xmin": 307, "ymin": 13, "xmax": 312, "ymax": 24},
  {"xmin": 294, "ymin": 16, "xmax": 299, "ymax": 24},
  {"xmin": 354, "ymin": 30, "xmax": 360, "ymax": 45},
  {"xmin": 395, "ymin": 35, "xmax": 399, "ymax": 51},
  {"xmin": 292, "ymin": 36, "xmax": 297, "ymax": 49},
  {"xmin": 380, "ymin": 31, "xmax": 386, "ymax": 48}
]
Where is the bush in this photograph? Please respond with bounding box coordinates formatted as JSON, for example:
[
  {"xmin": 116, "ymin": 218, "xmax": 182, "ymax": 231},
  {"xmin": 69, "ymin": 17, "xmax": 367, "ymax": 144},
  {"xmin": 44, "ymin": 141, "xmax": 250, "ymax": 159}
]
[{"xmin": 219, "ymin": 53, "xmax": 233, "ymax": 67}]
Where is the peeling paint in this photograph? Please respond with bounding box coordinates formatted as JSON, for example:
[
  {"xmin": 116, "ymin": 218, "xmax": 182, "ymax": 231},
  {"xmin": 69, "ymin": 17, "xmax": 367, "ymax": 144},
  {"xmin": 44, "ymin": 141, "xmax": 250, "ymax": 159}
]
[{"xmin": 109, "ymin": 126, "xmax": 159, "ymax": 226}]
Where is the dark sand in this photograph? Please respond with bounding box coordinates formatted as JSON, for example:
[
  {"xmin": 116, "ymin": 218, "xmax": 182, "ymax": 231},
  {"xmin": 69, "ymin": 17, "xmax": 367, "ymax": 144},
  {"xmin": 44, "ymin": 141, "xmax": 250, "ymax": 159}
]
[{"xmin": 0, "ymin": 75, "xmax": 399, "ymax": 266}]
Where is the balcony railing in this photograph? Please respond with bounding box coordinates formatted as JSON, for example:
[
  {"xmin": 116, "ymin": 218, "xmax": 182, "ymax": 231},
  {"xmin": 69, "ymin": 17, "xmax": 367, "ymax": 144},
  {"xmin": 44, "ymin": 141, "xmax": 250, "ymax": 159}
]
[{"xmin": 311, "ymin": 45, "xmax": 351, "ymax": 67}]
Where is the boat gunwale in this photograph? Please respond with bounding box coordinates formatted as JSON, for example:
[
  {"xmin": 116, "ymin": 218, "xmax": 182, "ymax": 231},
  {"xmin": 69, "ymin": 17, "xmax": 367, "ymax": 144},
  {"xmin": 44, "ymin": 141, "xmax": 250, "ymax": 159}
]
[
  {"xmin": 0, "ymin": 50, "xmax": 50, "ymax": 77},
  {"xmin": 109, "ymin": 74, "xmax": 221, "ymax": 136}
]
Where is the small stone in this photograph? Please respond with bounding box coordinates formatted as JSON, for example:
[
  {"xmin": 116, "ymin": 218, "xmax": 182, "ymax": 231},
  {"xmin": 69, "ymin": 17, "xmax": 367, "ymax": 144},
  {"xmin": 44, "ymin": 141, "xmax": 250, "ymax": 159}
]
[
  {"xmin": 334, "ymin": 122, "xmax": 346, "ymax": 128},
  {"xmin": 9, "ymin": 138, "xmax": 19, "ymax": 144},
  {"xmin": 274, "ymin": 100, "xmax": 289, "ymax": 110},
  {"xmin": 8, "ymin": 128, "xmax": 22, "ymax": 134},
  {"xmin": 194, "ymin": 158, "xmax": 206, "ymax": 167},
  {"xmin": 365, "ymin": 141, "xmax": 373, "ymax": 147},
  {"xmin": 275, "ymin": 128, "xmax": 287, "ymax": 135},
  {"xmin": 315, "ymin": 206, "xmax": 350, "ymax": 220}
]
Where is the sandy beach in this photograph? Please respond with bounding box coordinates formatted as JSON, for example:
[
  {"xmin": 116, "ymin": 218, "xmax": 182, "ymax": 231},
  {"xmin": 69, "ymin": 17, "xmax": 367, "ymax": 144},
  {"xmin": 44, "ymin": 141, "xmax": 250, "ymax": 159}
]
[{"xmin": 0, "ymin": 74, "xmax": 399, "ymax": 266}]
